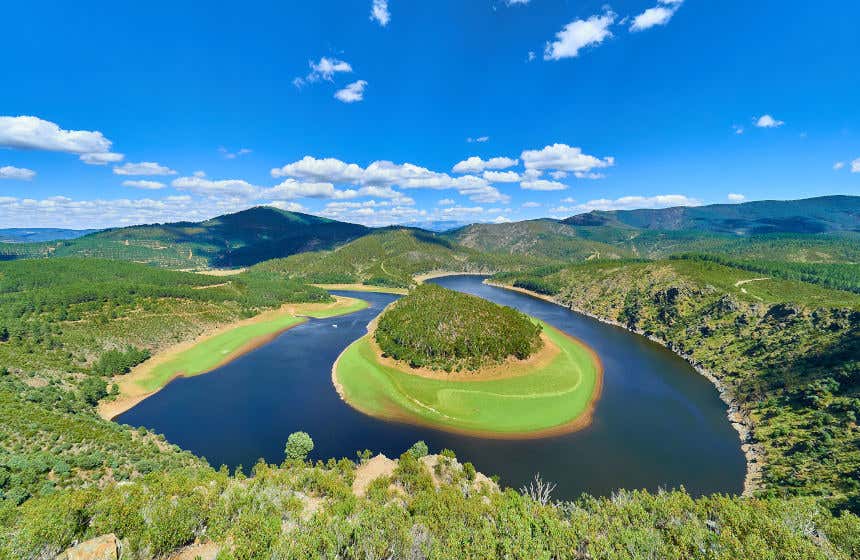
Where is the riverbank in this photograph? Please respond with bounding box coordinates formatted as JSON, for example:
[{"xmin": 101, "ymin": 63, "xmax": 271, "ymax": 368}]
[
  {"xmin": 312, "ymin": 283, "xmax": 408, "ymax": 295},
  {"xmin": 331, "ymin": 309, "xmax": 603, "ymax": 439},
  {"xmin": 99, "ymin": 295, "xmax": 368, "ymax": 420},
  {"xmin": 485, "ymin": 280, "xmax": 762, "ymax": 496}
]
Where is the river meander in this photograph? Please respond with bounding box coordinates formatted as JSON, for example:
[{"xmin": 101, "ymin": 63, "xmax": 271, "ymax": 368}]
[{"xmin": 116, "ymin": 275, "xmax": 745, "ymax": 499}]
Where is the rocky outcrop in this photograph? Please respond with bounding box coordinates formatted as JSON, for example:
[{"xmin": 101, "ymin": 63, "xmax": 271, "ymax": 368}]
[{"xmin": 55, "ymin": 534, "xmax": 118, "ymax": 560}]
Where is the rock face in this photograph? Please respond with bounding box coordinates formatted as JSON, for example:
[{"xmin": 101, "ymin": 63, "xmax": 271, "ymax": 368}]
[{"xmin": 56, "ymin": 534, "xmax": 118, "ymax": 560}]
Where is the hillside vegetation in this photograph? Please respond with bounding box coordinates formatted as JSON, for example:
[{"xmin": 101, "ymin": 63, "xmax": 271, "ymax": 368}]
[
  {"xmin": 0, "ymin": 258, "xmax": 331, "ymax": 505},
  {"xmin": 495, "ymin": 258, "xmax": 860, "ymax": 511},
  {"xmin": 254, "ymin": 228, "xmax": 553, "ymax": 288},
  {"xmin": 3, "ymin": 445, "xmax": 859, "ymax": 560},
  {"xmin": 0, "ymin": 207, "xmax": 369, "ymax": 268},
  {"xmin": 376, "ymin": 284, "xmax": 543, "ymax": 371}
]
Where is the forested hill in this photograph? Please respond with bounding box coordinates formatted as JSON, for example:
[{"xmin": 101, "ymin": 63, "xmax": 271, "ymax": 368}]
[
  {"xmin": 0, "ymin": 207, "xmax": 370, "ymax": 268},
  {"xmin": 564, "ymin": 195, "xmax": 860, "ymax": 235}
]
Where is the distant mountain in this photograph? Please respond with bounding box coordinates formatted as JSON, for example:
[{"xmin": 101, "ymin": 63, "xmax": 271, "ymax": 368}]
[
  {"xmin": 0, "ymin": 207, "xmax": 370, "ymax": 268},
  {"xmin": 403, "ymin": 220, "xmax": 473, "ymax": 232},
  {"xmin": 0, "ymin": 228, "xmax": 99, "ymax": 243},
  {"xmin": 563, "ymin": 195, "xmax": 860, "ymax": 235}
]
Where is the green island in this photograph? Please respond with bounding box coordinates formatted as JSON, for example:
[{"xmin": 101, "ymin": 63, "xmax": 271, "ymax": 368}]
[{"xmin": 334, "ymin": 284, "xmax": 602, "ymax": 436}]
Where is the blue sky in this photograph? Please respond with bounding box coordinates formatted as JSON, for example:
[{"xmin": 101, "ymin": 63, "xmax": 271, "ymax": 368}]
[{"xmin": 1, "ymin": 0, "xmax": 858, "ymax": 228}]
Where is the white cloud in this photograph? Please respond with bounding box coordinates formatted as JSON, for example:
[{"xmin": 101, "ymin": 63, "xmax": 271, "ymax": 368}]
[
  {"xmin": 520, "ymin": 179, "xmax": 568, "ymax": 191},
  {"xmin": 219, "ymin": 147, "xmax": 252, "ymax": 159},
  {"xmin": 852, "ymin": 158, "xmax": 860, "ymax": 173},
  {"xmin": 544, "ymin": 10, "xmax": 615, "ymax": 61},
  {"xmin": 295, "ymin": 57, "xmax": 353, "ymax": 87},
  {"xmin": 522, "ymin": 201, "xmax": 541, "ymax": 208},
  {"xmin": 549, "ymin": 170, "xmax": 568, "ymax": 179},
  {"xmin": 113, "ymin": 162, "xmax": 177, "ymax": 176},
  {"xmin": 442, "ymin": 206, "xmax": 485, "ymax": 216},
  {"xmin": 438, "ymin": 198, "xmax": 455, "ymax": 206},
  {"xmin": 561, "ymin": 197, "xmax": 576, "ymax": 203},
  {"xmin": 833, "ymin": 161, "xmax": 845, "ymax": 170},
  {"xmin": 483, "ymin": 170, "xmax": 521, "ymax": 183},
  {"xmin": 452, "ymin": 156, "xmax": 518, "ymax": 174},
  {"xmin": 0, "ymin": 116, "xmax": 113, "ymax": 154},
  {"xmin": 271, "ymin": 155, "xmax": 508, "ymax": 203},
  {"xmin": 80, "ymin": 152, "xmax": 124, "ymax": 165},
  {"xmin": 122, "ymin": 180, "xmax": 165, "ymax": 190},
  {"xmin": 527, "ymin": 51, "xmax": 536, "ymax": 62},
  {"xmin": 0, "ymin": 165, "xmax": 36, "ymax": 181},
  {"xmin": 521, "ymin": 143, "xmax": 614, "ymax": 175},
  {"xmin": 265, "ymin": 179, "xmax": 356, "ymax": 200},
  {"xmin": 171, "ymin": 176, "xmax": 259, "ymax": 197},
  {"xmin": 630, "ymin": 0, "xmax": 684, "ymax": 32},
  {"xmin": 268, "ymin": 201, "xmax": 306, "ymax": 213},
  {"xmin": 727, "ymin": 193, "xmax": 745, "ymax": 202},
  {"xmin": 466, "ymin": 136, "xmax": 490, "ymax": 143},
  {"xmin": 575, "ymin": 194, "xmax": 701, "ymax": 211},
  {"xmin": 754, "ymin": 114, "xmax": 784, "ymax": 128},
  {"xmin": 506, "ymin": 0, "xmax": 530, "ymax": 5},
  {"xmin": 335, "ymin": 80, "xmax": 368, "ymax": 103},
  {"xmin": 0, "ymin": 195, "xmax": 249, "ymax": 229},
  {"xmin": 370, "ymin": 0, "xmax": 390, "ymax": 26},
  {"xmin": 732, "ymin": 125, "xmax": 744, "ymax": 135},
  {"xmin": 193, "ymin": 170, "xmax": 206, "ymax": 177},
  {"xmin": 492, "ymin": 215, "xmax": 512, "ymax": 224}
]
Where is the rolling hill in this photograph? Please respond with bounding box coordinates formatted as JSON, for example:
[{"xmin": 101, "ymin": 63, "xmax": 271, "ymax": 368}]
[
  {"xmin": 0, "ymin": 207, "xmax": 370, "ymax": 268},
  {"xmin": 0, "ymin": 228, "xmax": 99, "ymax": 243},
  {"xmin": 563, "ymin": 195, "xmax": 860, "ymax": 235}
]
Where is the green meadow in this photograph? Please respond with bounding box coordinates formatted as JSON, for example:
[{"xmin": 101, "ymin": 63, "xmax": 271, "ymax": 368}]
[
  {"xmin": 334, "ymin": 320, "xmax": 601, "ymax": 436},
  {"xmin": 135, "ymin": 296, "xmax": 369, "ymax": 393}
]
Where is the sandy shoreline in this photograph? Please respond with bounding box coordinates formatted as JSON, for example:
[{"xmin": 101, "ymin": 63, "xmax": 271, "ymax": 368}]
[
  {"xmin": 485, "ymin": 280, "xmax": 763, "ymax": 496},
  {"xmin": 100, "ymin": 295, "xmax": 367, "ymax": 421}
]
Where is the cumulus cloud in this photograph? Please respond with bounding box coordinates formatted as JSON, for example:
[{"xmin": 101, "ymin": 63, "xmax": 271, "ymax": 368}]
[
  {"xmin": 370, "ymin": 0, "xmax": 390, "ymax": 26},
  {"xmin": 171, "ymin": 176, "xmax": 259, "ymax": 197},
  {"xmin": 0, "ymin": 195, "xmax": 244, "ymax": 229},
  {"xmin": 0, "ymin": 116, "xmax": 113, "ymax": 154},
  {"xmin": 0, "ymin": 165, "xmax": 36, "ymax": 181},
  {"xmin": 335, "ymin": 80, "xmax": 368, "ymax": 103},
  {"xmin": 544, "ymin": 10, "xmax": 615, "ymax": 60},
  {"xmin": 754, "ymin": 114, "xmax": 784, "ymax": 128},
  {"xmin": 80, "ymin": 152, "xmax": 124, "ymax": 165},
  {"xmin": 852, "ymin": 158, "xmax": 860, "ymax": 173},
  {"xmin": 294, "ymin": 57, "xmax": 353, "ymax": 87},
  {"xmin": 520, "ymin": 179, "xmax": 568, "ymax": 191},
  {"xmin": 630, "ymin": 0, "xmax": 684, "ymax": 32},
  {"xmin": 466, "ymin": 136, "xmax": 489, "ymax": 143},
  {"xmin": 732, "ymin": 125, "xmax": 744, "ymax": 135},
  {"xmin": 268, "ymin": 201, "xmax": 306, "ymax": 213},
  {"xmin": 113, "ymin": 162, "xmax": 177, "ymax": 176},
  {"xmin": 727, "ymin": 193, "xmax": 745, "ymax": 202},
  {"xmin": 506, "ymin": 0, "xmax": 530, "ymax": 5},
  {"xmin": 271, "ymin": 155, "xmax": 508, "ymax": 203},
  {"xmin": 832, "ymin": 162, "xmax": 845, "ymax": 171},
  {"xmin": 438, "ymin": 198, "xmax": 455, "ymax": 206},
  {"xmin": 452, "ymin": 156, "xmax": 518, "ymax": 174},
  {"xmin": 575, "ymin": 194, "xmax": 701, "ymax": 212},
  {"xmin": 122, "ymin": 180, "xmax": 165, "ymax": 190},
  {"xmin": 520, "ymin": 143, "xmax": 614, "ymax": 175},
  {"xmin": 522, "ymin": 201, "xmax": 541, "ymax": 208},
  {"xmin": 483, "ymin": 170, "xmax": 521, "ymax": 183}
]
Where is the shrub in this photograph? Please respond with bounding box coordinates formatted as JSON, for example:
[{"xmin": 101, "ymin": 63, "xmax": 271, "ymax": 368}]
[
  {"xmin": 284, "ymin": 432, "xmax": 314, "ymax": 462},
  {"xmin": 407, "ymin": 440, "xmax": 429, "ymax": 459}
]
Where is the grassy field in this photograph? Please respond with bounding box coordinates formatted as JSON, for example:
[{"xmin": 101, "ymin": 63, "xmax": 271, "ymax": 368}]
[{"xmin": 333, "ymin": 320, "xmax": 601, "ymax": 436}]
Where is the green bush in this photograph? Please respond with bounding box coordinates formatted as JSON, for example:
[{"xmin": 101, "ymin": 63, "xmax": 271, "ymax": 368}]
[{"xmin": 284, "ymin": 432, "xmax": 314, "ymax": 462}]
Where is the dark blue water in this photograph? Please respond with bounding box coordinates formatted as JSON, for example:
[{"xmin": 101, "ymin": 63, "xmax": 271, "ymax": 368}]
[{"xmin": 117, "ymin": 276, "xmax": 745, "ymax": 498}]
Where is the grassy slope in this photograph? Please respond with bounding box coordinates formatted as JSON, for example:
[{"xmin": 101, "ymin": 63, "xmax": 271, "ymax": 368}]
[
  {"xmin": 335, "ymin": 321, "xmax": 600, "ymax": 435},
  {"xmin": 495, "ymin": 258, "xmax": 860, "ymax": 509},
  {"xmin": 254, "ymin": 228, "xmax": 555, "ymax": 288},
  {"xmin": 131, "ymin": 296, "xmax": 368, "ymax": 393}
]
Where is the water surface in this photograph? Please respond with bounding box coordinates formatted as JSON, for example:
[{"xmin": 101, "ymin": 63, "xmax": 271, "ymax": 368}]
[{"xmin": 117, "ymin": 275, "xmax": 745, "ymax": 498}]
